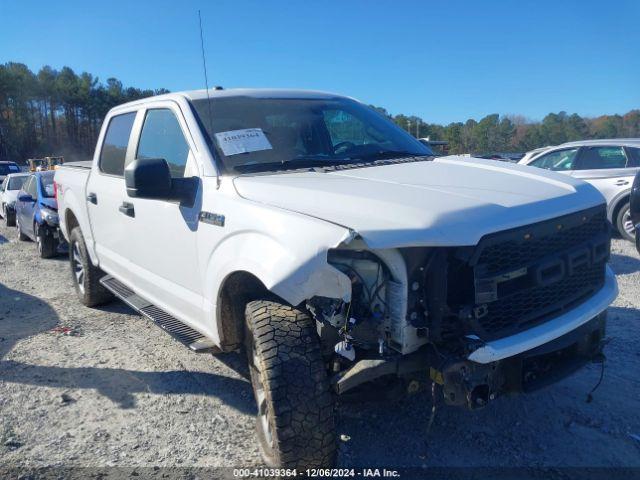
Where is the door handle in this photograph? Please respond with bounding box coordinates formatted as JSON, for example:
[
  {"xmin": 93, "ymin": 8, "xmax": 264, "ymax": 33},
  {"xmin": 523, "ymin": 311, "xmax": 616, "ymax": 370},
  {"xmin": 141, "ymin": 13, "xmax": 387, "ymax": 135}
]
[
  {"xmin": 615, "ymin": 180, "xmax": 629, "ymax": 186},
  {"xmin": 118, "ymin": 202, "xmax": 135, "ymax": 217},
  {"xmin": 86, "ymin": 192, "xmax": 98, "ymax": 204}
]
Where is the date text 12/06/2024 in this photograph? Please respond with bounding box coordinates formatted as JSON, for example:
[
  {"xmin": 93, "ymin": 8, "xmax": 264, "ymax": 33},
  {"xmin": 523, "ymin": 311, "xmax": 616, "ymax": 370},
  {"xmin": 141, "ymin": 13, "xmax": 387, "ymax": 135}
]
[{"xmin": 233, "ymin": 468, "xmax": 401, "ymax": 477}]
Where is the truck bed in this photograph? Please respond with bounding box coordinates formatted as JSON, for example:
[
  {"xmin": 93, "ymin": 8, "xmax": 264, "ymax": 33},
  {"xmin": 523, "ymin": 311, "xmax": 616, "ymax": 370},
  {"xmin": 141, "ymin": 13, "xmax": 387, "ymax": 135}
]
[{"xmin": 59, "ymin": 160, "xmax": 92, "ymax": 170}]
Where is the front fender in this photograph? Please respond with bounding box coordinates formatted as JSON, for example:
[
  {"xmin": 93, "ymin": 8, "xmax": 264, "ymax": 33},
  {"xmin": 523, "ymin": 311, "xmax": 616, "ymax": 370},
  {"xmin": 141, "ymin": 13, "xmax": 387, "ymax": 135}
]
[{"xmin": 204, "ymin": 229, "xmax": 353, "ymax": 310}]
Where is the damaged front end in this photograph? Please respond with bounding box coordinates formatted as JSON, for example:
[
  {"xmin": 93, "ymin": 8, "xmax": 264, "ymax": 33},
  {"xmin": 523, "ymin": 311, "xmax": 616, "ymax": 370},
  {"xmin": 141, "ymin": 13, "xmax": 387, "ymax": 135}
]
[{"xmin": 307, "ymin": 205, "xmax": 612, "ymax": 409}]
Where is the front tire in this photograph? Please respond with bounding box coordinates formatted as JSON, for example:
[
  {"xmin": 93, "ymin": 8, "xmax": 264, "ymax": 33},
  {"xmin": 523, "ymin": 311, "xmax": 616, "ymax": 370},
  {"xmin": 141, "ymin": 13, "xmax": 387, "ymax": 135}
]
[
  {"xmin": 244, "ymin": 300, "xmax": 336, "ymax": 469},
  {"xmin": 616, "ymin": 202, "xmax": 634, "ymax": 242},
  {"xmin": 36, "ymin": 224, "xmax": 57, "ymax": 258},
  {"xmin": 69, "ymin": 226, "xmax": 113, "ymax": 307}
]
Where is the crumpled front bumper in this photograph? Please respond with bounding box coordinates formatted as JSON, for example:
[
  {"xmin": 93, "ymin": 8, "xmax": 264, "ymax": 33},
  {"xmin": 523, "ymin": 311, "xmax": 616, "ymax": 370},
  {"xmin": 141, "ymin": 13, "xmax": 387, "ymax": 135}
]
[{"xmin": 440, "ymin": 311, "xmax": 608, "ymax": 408}]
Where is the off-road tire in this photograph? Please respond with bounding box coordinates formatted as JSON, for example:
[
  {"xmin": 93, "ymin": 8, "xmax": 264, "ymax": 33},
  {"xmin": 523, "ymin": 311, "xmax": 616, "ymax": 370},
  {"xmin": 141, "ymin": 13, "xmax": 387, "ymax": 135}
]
[
  {"xmin": 3, "ymin": 205, "xmax": 16, "ymax": 227},
  {"xmin": 616, "ymin": 202, "xmax": 634, "ymax": 242},
  {"xmin": 244, "ymin": 300, "xmax": 336, "ymax": 469},
  {"xmin": 16, "ymin": 216, "xmax": 29, "ymax": 241},
  {"xmin": 36, "ymin": 224, "xmax": 57, "ymax": 258},
  {"xmin": 69, "ymin": 226, "xmax": 113, "ymax": 307}
]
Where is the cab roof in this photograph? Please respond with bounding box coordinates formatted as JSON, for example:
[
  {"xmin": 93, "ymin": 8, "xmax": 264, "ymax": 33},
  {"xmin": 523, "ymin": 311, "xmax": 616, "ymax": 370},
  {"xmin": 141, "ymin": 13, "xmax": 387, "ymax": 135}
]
[
  {"xmin": 559, "ymin": 138, "xmax": 640, "ymax": 148},
  {"xmin": 111, "ymin": 88, "xmax": 351, "ymax": 112}
]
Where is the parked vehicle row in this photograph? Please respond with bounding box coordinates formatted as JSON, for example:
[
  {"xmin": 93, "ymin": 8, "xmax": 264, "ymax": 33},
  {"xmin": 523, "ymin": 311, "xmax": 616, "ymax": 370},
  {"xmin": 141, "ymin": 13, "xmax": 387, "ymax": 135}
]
[
  {"xmin": 48, "ymin": 88, "xmax": 619, "ymax": 469},
  {"xmin": 0, "ymin": 170, "xmax": 64, "ymax": 258},
  {"xmin": 519, "ymin": 139, "xmax": 640, "ymax": 241}
]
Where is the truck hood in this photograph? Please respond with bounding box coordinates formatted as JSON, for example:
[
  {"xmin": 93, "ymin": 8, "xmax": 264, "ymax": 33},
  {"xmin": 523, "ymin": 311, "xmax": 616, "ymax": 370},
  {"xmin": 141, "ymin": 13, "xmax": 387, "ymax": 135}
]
[{"xmin": 233, "ymin": 157, "xmax": 606, "ymax": 248}]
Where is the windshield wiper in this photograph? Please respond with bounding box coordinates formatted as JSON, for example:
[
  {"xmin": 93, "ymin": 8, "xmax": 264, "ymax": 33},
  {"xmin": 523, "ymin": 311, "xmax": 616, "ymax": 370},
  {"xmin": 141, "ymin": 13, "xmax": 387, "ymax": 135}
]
[
  {"xmin": 234, "ymin": 157, "xmax": 353, "ymax": 173},
  {"xmin": 357, "ymin": 150, "xmax": 426, "ymax": 161}
]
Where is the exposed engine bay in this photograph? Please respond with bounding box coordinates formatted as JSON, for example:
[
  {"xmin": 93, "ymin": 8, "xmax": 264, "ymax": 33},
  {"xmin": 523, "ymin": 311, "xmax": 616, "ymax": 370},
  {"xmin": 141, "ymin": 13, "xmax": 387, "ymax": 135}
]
[{"xmin": 306, "ymin": 206, "xmax": 610, "ymax": 408}]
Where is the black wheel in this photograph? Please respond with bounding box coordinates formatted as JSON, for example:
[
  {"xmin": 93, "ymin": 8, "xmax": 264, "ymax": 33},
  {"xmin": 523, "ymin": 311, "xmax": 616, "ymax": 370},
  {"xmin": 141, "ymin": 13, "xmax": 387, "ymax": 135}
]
[
  {"xmin": 16, "ymin": 215, "xmax": 29, "ymax": 241},
  {"xmin": 244, "ymin": 300, "xmax": 336, "ymax": 469},
  {"xmin": 3, "ymin": 205, "xmax": 16, "ymax": 227},
  {"xmin": 636, "ymin": 229, "xmax": 640, "ymax": 255},
  {"xmin": 69, "ymin": 226, "xmax": 113, "ymax": 307},
  {"xmin": 36, "ymin": 224, "xmax": 57, "ymax": 258},
  {"xmin": 616, "ymin": 202, "xmax": 634, "ymax": 242}
]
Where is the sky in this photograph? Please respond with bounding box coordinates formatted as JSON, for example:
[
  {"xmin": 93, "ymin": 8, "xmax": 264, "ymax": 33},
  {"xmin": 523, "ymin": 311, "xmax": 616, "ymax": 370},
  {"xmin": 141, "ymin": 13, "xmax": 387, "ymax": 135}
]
[{"xmin": 1, "ymin": 0, "xmax": 638, "ymax": 124}]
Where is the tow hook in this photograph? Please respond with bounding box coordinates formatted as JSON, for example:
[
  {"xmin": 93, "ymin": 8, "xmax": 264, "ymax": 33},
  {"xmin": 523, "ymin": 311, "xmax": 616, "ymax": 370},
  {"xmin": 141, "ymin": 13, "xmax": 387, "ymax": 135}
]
[{"xmin": 439, "ymin": 360, "xmax": 503, "ymax": 409}]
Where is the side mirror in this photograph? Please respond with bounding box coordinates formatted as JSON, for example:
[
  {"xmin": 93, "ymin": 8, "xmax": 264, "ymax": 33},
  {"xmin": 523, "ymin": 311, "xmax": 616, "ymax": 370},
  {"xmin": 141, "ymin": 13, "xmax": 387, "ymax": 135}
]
[
  {"xmin": 125, "ymin": 159, "xmax": 172, "ymax": 199},
  {"xmin": 18, "ymin": 193, "xmax": 33, "ymax": 202}
]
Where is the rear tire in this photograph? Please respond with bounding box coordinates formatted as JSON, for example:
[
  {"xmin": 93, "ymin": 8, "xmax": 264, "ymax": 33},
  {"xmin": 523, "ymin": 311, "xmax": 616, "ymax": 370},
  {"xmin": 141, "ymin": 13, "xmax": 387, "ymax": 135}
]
[
  {"xmin": 244, "ymin": 300, "xmax": 336, "ymax": 469},
  {"xmin": 616, "ymin": 202, "xmax": 634, "ymax": 242},
  {"xmin": 69, "ymin": 226, "xmax": 113, "ymax": 307},
  {"xmin": 16, "ymin": 216, "xmax": 29, "ymax": 241},
  {"xmin": 3, "ymin": 205, "xmax": 16, "ymax": 227},
  {"xmin": 36, "ymin": 224, "xmax": 57, "ymax": 258}
]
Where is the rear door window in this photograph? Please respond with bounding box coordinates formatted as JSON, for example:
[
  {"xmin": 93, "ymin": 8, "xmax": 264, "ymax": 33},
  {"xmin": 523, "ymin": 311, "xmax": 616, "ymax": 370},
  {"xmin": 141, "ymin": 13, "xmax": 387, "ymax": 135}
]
[
  {"xmin": 136, "ymin": 109, "xmax": 191, "ymax": 178},
  {"xmin": 625, "ymin": 147, "xmax": 640, "ymax": 167},
  {"xmin": 40, "ymin": 174, "xmax": 55, "ymax": 198},
  {"xmin": 26, "ymin": 176, "xmax": 37, "ymax": 197},
  {"xmin": 99, "ymin": 112, "xmax": 137, "ymax": 176},
  {"xmin": 528, "ymin": 148, "xmax": 579, "ymax": 171},
  {"xmin": 8, "ymin": 176, "xmax": 27, "ymax": 190},
  {"xmin": 575, "ymin": 146, "xmax": 628, "ymax": 170}
]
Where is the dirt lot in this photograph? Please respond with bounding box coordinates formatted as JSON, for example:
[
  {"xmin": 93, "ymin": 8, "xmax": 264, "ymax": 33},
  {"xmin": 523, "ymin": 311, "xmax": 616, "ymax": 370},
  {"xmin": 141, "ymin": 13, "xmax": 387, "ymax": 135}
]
[{"xmin": 1, "ymin": 220, "xmax": 639, "ymax": 471}]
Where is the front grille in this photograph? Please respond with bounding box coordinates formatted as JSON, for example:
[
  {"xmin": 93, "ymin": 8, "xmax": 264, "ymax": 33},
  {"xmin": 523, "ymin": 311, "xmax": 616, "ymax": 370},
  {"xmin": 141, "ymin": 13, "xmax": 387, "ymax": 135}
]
[
  {"xmin": 474, "ymin": 207, "xmax": 607, "ymax": 275},
  {"xmin": 467, "ymin": 205, "xmax": 609, "ymax": 341},
  {"xmin": 472, "ymin": 263, "xmax": 604, "ymax": 339}
]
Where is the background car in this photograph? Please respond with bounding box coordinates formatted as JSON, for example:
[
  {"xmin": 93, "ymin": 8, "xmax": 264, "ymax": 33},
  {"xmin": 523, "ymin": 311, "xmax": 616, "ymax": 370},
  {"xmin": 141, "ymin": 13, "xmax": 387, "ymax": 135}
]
[
  {"xmin": 0, "ymin": 161, "xmax": 21, "ymax": 183},
  {"xmin": 519, "ymin": 145, "xmax": 553, "ymax": 165},
  {"xmin": 631, "ymin": 170, "xmax": 640, "ymax": 254},
  {"xmin": 519, "ymin": 139, "xmax": 640, "ymax": 241},
  {"xmin": 0, "ymin": 172, "xmax": 29, "ymax": 226},
  {"xmin": 14, "ymin": 170, "xmax": 61, "ymax": 258}
]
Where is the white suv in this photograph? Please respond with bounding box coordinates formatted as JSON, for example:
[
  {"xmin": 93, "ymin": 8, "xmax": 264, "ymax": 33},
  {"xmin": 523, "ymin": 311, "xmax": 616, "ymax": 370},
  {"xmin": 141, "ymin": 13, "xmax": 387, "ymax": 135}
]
[{"xmin": 520, "ymin": 139, "xmax": 640, "ymax": 240}]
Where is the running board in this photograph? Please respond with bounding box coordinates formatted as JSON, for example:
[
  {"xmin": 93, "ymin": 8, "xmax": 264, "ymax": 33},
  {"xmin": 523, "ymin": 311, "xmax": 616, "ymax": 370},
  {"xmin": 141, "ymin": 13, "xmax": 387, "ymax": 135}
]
[{"xmin": 100, "ymin": 275, "xmax": 219, "ymax": 353}]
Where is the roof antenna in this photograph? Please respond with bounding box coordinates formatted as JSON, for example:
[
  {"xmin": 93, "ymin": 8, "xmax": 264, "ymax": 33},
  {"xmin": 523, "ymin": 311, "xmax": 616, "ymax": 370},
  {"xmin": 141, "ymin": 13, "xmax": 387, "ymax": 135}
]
[{"xmin": 198, "ymin": 10, "xmax": 215, "ymax": 134}]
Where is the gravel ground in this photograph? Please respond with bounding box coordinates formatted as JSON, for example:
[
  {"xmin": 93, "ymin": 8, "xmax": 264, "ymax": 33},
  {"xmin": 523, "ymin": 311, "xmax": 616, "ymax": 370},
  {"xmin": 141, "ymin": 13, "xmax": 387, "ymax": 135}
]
[{"xmin": 1, "ymin": 221, "xmax": 639, "ymax": 472}]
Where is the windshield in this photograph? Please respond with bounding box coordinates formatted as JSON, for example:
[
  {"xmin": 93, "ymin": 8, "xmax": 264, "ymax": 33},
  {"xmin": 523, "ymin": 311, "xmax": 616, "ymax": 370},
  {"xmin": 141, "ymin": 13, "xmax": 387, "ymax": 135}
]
[
  {"xmin": 40, "ymin": 172, "xmax": 55, "ymax": 198},
  {"xmin": 8, "ymin": 176, "xmax": 27, "ymax": 190},
  {"xmin": 191, "ymin": 96, "xmax": 433, "ymax": 173},
  {"xmin": 0, "ymin": 163, "xmax": 20, "ymax": 175}
]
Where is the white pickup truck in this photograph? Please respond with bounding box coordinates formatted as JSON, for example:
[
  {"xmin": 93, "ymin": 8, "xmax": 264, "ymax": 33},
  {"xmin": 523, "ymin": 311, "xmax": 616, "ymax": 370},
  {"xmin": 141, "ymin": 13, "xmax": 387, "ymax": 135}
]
[{"xmin": 55, "ymin": 88, "xmax": 618, "ymax": 468}]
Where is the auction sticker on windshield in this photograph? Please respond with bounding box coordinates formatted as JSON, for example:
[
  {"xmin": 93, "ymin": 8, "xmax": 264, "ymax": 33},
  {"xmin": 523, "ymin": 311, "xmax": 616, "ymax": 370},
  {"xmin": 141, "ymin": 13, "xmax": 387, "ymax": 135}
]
[{"xmin": 214, "ymin": 128, "xmax": 273, "ymax": 156}]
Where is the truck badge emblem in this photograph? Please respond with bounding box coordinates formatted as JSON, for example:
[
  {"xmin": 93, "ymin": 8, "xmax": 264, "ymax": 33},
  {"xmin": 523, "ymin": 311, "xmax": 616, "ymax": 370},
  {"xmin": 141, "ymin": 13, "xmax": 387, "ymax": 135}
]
[{"xmin": 199, "ymin": 211, "xmax": 225, "ymax": 227}]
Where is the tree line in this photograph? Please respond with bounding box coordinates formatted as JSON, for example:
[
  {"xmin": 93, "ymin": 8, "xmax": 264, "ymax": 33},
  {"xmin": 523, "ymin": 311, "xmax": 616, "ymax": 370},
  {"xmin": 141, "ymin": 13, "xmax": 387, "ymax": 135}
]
[
  {"xmin": 0, "ymin": 62, "xmax": 167, "ymax": 163},
  {"xmin": 1, "ymin": 62, "xmax": 638, "ymax": 163},
  {"xmin": 373, "ymin": 106, "xmax": 640, "ymax": 155}
]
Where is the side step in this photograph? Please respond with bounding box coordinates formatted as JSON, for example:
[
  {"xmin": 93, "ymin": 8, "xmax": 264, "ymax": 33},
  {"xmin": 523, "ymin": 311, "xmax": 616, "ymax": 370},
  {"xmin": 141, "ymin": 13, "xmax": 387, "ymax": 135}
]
[{"xmin": 100, "ymin": 275, "xmax": 220, "ymax": 353}]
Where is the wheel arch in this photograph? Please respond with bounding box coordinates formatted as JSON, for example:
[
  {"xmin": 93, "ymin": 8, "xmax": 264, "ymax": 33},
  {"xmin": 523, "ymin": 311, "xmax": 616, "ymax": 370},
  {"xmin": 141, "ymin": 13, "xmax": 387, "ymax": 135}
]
[
  {"xmin": 608, "ymin": 190, "xmax": 630, "ymax": 224},
  {"xmin": 61, "ymin": 202, "xmax": 99, "ymax": 265},
  {"xmin": 65, "ymin": 208, "xmax": 80, "ymax": 238},
  {"xmin": 205, "ymin": 230, "xmax": 353, "ymax": 350},
  {"xmin": 215, "ymin": 270, "xmax": 273, "ymax": 351}
]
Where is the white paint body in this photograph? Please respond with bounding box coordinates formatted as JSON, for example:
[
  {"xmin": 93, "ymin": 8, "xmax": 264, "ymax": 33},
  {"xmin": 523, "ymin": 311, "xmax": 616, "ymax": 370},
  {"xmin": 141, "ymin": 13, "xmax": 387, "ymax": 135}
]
[
  {"xmin": 0, "ymin": 173, "xmax": 30, "ymax": 213},
  {"xmin": 55, "ymin": 89, "xmax": 617, "ymax": 363}
]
